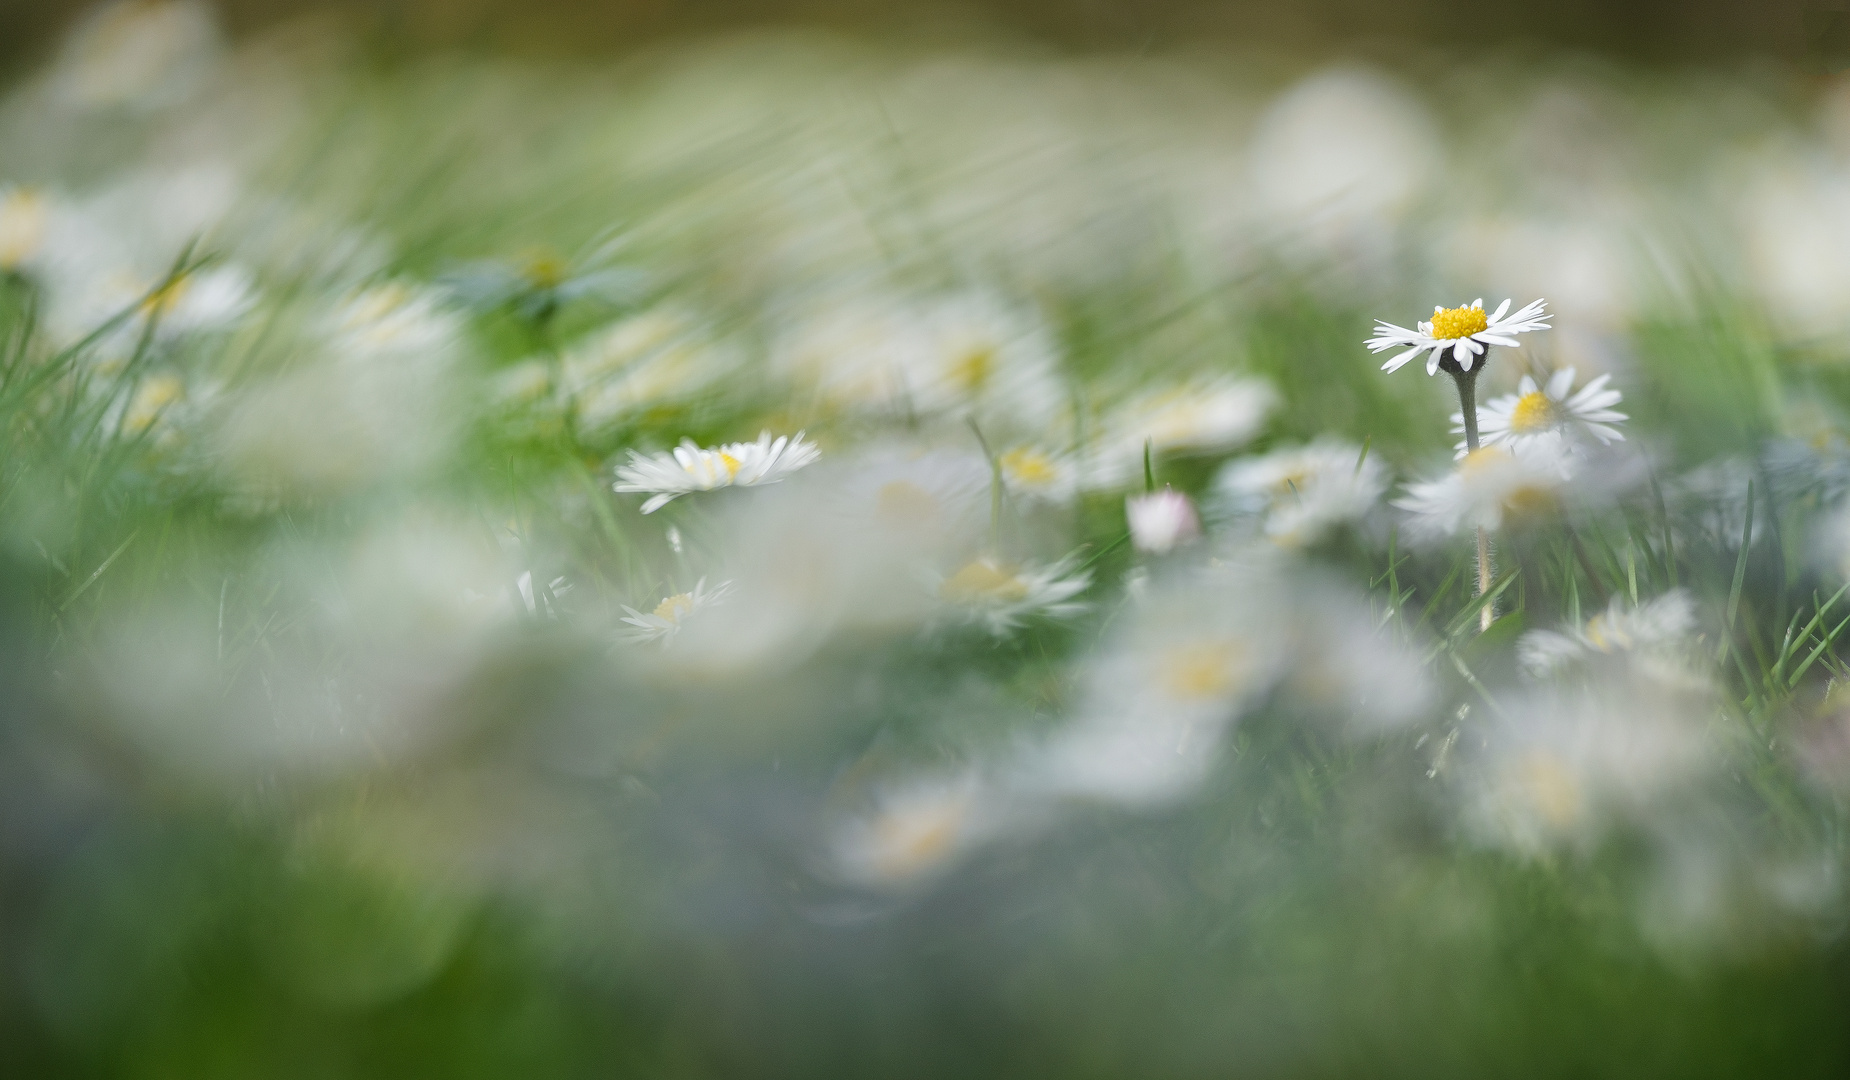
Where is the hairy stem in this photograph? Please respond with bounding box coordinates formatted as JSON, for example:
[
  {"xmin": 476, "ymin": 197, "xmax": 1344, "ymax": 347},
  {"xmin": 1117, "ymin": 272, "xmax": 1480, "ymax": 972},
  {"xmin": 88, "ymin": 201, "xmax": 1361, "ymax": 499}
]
[{"xmin": 1451, "ymin": 365, "xmax": 1495, "ymax": 631}]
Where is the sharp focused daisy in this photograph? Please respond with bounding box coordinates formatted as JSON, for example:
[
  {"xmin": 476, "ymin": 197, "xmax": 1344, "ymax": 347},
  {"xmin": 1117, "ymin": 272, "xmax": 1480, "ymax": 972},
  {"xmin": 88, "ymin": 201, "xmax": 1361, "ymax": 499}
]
[
  {"xmin": 619, "ymin": 578, "xmax": 733, "ymax": 643},
  {"xmin": 1367, "ymin": 298, "xmax": 1550, "ymax": 376},
  {"xmin": 613, "ymin": 431, "xmax": 820, "ymax": 513},
  {"xmin": 934, "ymin": 555, "xmax": 1090, "ymax": 634},
  {"xmin": 1453, "ymin": 367, "xmax": 1626, "ymax": 457}
]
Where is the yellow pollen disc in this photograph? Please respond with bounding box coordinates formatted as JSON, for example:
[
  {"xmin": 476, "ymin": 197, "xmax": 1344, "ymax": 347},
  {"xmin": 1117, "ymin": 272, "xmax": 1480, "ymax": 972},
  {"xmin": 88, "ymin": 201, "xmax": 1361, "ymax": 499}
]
[
  {"xmin": 939, "ymin": 560, "xmax": 1029, "ymax": 603},
  {"xmin": 520, "ymin": 249, "xmax": 568, "ymax": 289},
  {"xmin": 1501, "ymin": 484, "xmax": 1556, "ymax": 519},
  {"xmin": 140, "ymin": 275, "xmax": 192, "ymax": 318},
  {"xmin": 1161, "ymin": 640, "xmax": 1248, "ymax": 701},
  {"xmin": 653, "ymin": 593, "xmax": 696, "ymax": 621},
  {"xmin": 1429, "ymin": 304, "xmax": 1489, "ymax": 340},
  {"xmin": 1459, "ymin": 448, "xmax": 1508, "ymax": 476},
  {"xmin": 950, "ymin": 345, "xmax": 996, "ymax": 392},
  {"xmin": 1514, "ymin": 753, "xmax": 1582, "ymax": 828},
  {"xmin": 0, "ymin": 189, "xmax": 48, "ymax": 269},
  {"xmin": 1000, "ymin": 447, "xmax": 1056, "ymax": 486},
  {"xmin": 718, "ymin": 452, "xmax": 743, "ymax": 479},
  {"xmin": 871, "ymin": 803, "xmax": 966, "ymax": 879},
  {"xmin": 1509, "ymin": 391, "xmax": 1558, "ymax": 434}
]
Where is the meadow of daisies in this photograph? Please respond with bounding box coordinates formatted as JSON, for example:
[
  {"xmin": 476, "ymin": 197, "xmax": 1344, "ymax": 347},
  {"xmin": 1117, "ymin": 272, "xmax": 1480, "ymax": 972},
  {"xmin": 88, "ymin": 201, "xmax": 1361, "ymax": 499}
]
[{"xmin": 9, "ymin": 2, "xmax": 1850, "ymax": 1076}]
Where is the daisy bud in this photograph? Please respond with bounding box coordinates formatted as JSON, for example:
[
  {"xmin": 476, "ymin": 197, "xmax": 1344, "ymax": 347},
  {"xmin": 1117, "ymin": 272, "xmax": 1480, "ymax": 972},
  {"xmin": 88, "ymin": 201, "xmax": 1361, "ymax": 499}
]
[{"xmin": 1127, "ymin": 488, "xmax": 1201, "ymax": 554}]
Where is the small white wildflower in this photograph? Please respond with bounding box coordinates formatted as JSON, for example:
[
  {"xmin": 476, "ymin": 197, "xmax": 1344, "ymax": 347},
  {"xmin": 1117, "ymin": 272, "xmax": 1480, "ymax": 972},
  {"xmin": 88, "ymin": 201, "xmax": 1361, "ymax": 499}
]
[
  {"xmin": 619, "ymin": 578, "xmax": 733, "ymax": 643},
  {"xmin": 1125, "ymin": 489, "xmax": 1201, "ymax": 554},
  {"xmin": 997, "ymin": 445, "xmax": 1079, "ymax": 503},
  {"xmin": 1453, "ymin": 367, "xmax": 1626, "ymax": 457},
  {"xmin": 832, "ymin": 773, "xmax": 993, "ymax": 888},
  {"xmin": 1367, "ymin": 298, "xmax": 1551, "ymax": 375},
  {"xmin": 1395, "ymin": 440, "xmax": 1574, "ymax": 539},
  {"xmin": 1085, "ymin": 376, "xmax": 1275, "ymax": 489},
  {"xmin": 613, "ymin": 432, "xmax": 820, "ymax": 513},
  {"xmin": 935, "ymin": 556, "xmax": 1090, "ymax": 635},
  {"xmin": 0, "ymin": 187, "xmax": 49, "ymax": 272},
  {"xmin": 1520, "ymin": 591, "xmax": 1702, "ymax": 682},
  {"xmin": 1214, "ymin": 438, "xmax": 1386, "ymax": 546}
]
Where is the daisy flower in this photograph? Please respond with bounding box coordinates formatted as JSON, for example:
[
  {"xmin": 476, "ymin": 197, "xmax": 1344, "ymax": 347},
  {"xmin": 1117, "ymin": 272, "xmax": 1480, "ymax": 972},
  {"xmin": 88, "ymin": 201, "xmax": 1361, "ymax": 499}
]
[
  {"xmin": 1083, "ymin": 376, "xmax": 1276, "ymax": 489},
  {"xmin": 0, "ymin": 187, "xmax": 48, "ymax": 273},
  {"xmin": 619, "ymin": 578, "xmax": 733, "ymax": 643},
  {"xmin": 935, "ymin": 555, "xmax": 1090, "ymax": 635},
  {"xmin": 1519, "ymin": 591, "xmax": 1702, "ymax": 683},
  {"xmin": 832, "ymin": 773, "xmax": 995, "ymax": 887},
  {"xmin": 1367, "ymin": 298, "xmax": 1551, "ymax": 375},
  {"xmin": 997, "ymin": 445, "xmax": 1079, "ymax": 503},
  {"xmin": 613, "ymin": 431, "xmax": 820, "ymax": 513},
  {"xmin": 1394, "ymin": 440, "xmax": 1574, "ymax": 539},
  {"xmin": 1213, "ymin": 438, "xmax": 1387, "ymax": 547},
  {"xmin": 1453, "ymin": 368, "xmax": 1626, "ymax": 457}
]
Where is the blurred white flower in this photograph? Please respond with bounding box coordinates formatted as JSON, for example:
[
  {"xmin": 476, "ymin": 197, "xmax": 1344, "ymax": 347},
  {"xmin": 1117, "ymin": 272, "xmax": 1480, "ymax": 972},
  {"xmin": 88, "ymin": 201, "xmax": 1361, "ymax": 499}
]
[
  {"xmin": 620, "ymin": 578, "xmax": 733, "ymax": 644},
  {"xmin": 1395, "ymin": 441, "xmax": 1575, "ymax": 539},
  {"xmin": 1454, "ymin": 368, "xmax": 1625, "ymax": 457},
  {"xmin": 1459, "ymin": 681, "xmax": 1720, "ymax": 855},
  {"xmin": 1125, "ymin": 489, "xmax": 1200, "ymax": 554},
  {"xmin": 564, "ymin": 310, "xmax": 739, "ymax": 432},
  {"xmin": 613, "ymin": 431, "xmax": 820, "ymax": 513},
  {"xmin": 997, "ymin": 445, "xmax": 1079, "ymax": 503},
  {"xmin": 1085, "ymin": 376, "xmax": 1274, "ymax": 489},
  {"xmin": 328, "ymin": 283, "xmax": 462, "ymax": 360},
  {"xmin": 832, "ymin": 772, "xmax": 995, "ymax": 888},
  {"xmin": 1246, "ymin": 67, "xmax": 1439, "ymax": 261},
  {"xmin": 0, "ymin": 187, "xmax": 49, "ymax": 272},
  {"xmin": 934, "ymin": 555, "xmax": 1090, "ymax": 635},
  {"xmin": 1214, "ymin": 438, "xmax": 1385, "ymax": 547},
  {"xmin": 776, "ymin": 292, "xmax": 1064, "ymax": 431},
  {"xmin": 1014, "ymin": 562, "xmax": 1291, "ymax": 805},
  {"xmin": 1368, "ymin": 298, "xmax": 1551, "ymax": 375},
  {"xmin": 1519, "ymin": 591, "xmax": 1701, "ymax": 681},
  {"xmin": 51, "ymin": 0, "xmax": 223, "ymax": 110}
]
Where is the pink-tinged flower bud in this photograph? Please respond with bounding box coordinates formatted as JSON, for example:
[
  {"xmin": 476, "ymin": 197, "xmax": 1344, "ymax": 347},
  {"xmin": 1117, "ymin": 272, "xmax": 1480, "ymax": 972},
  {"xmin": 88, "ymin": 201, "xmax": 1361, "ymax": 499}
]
[{"xmin": 1126, "ymin": 489, "xmax": 1200, "ymax": 554}]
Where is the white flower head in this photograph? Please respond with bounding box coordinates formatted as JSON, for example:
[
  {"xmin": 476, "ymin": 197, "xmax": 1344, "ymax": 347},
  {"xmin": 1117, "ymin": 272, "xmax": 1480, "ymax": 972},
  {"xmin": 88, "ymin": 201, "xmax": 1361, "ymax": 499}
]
[
  {"xmin": 619, "ymin": 578, "xmax": 733, "ymax": 644},
  {"xmin": 1085, "ymin": 376, "xmax": 1275, "ymax": 489},
  {"xmin": 1126, "ymin": 489, "xmax": 1201, "ymax": 554},
  {"xmin": 1458, "ymin": 681, "xmax": 1718, "ymax": 855},
  {"xmin": 1453, "ymin": 367, "xmax": 1626, "ymax": 457},
  {"xmin": 613, "ymin": 431, "xmax": 820, "ymax": 513},
  {"xmin": 1367, "ymin": 298, "xmax": 1551, "ymax": 375},
  {"xmin": 564, "ymin": 310, "xmax": 738, "ymax": 432},
  {"xmin": 1520, "ymin": 591, "xmax": 1703, "ymax": 684},
  {"xmin": 832, "ymin": 772, "xmax": 995, "ymax": 888},
  {"xmin": 997, "ymin": 445, "xmax": 1080, "ymax": 503},
  {"xmin": 1214, "ymin": 438, "xmax": 1386, "ymax": 547},
  {"xmin": 1395, "ymin": 440, "xmax": 1575, "ymax": 540},
  {"xmin": 0, "ymin": 187, "xmax": 50, "ymax": 272},
  {"xmin": 935, "ymin": 555, "xmax": 1090, "ymax": 635},
  {"xmin": 328, "ymin": 282, "xmax": 462, "ymax": 360}
]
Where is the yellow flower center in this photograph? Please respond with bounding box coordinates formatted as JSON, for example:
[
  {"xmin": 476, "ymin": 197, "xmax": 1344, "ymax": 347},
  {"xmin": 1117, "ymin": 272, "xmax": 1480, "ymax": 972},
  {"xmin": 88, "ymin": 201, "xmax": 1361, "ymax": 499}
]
[
  {"xmin": 939, "ymin": 559, "xmax": 1029, "ymax": 603},
  {"xmin": 1160, "ymin": 640, "xmax": 1248, "ymax": 701},
  {"xmin": 122, "ymin": 374, "xmax": 185, "ymax": 435},
  {"xmin": 1429, "ymin": 304, "xmax": 1489, "ymax": 340},
  {"xmin": 139, "ymin": 274, "xmax": 192, "ymax": 318},
  {"xmin": 1513, "ymin": 752, "xmax": 1582, "ymax": 828},
  {"xmin": 1458, "ymin": 447, "xmax": 1508, "ymax": 476},
  {"xmin": 653, "ymin": 593, "xmax": 696, "ymax": 621},
  {"xmin": 521, "ymin": 249, "xmax": 569, "ymax": 289},
  {"xmin": 1502, "ymin": 484, "xmax": 1557, "ymax": 519},
  {"xmin": 1000, "ymin": 447, "xmax": 1057, "ymax": 487},
  {"xmin": 718, "ymin": 452, "xmax": 742, "ymax": 478},
  {"xmin": 0, "ymin": 189, "xmax": 47, "ymax": 270},
  {"xmin": 949, "ymin": 344, "xmax": 996, "ymax": 393},
  {"xmin": 1509, "ymin": 391, "xmax": 1558, "ymax": 434},
  {"xmin": 870, "ymin": 800, "xmax": 967, "ymax": 879}
]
